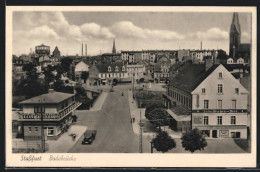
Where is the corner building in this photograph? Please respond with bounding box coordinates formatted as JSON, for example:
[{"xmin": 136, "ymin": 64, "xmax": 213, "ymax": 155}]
[{"xmin": 191, "ymin": 64, "xmax": 249, "ymax": 139}]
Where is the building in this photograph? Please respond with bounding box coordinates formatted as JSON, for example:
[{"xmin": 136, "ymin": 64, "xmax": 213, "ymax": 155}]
[
  {"xmin": 229, "ymin": 12, "xmax": 251, "ymax": 62},
  {"xmin": 126, "ymin": 64, "xmax": 146, "ymax": 81},
  {"xmin": 52, "ymin": 46, "xmax": 61, "ymax": 57},
  {"xmin": 16, "ymin": 90, "xmax": 81, "ymax": 140},
  {"xmin": 35, "ymin": 44, "xmax": 50, "ymax": 56},
  {"xmin": 89, "ymin": 62, "xmax": 128, "ymax": 85},
  {"xmin": 191, "ymin": 64, "xmax": 249, "ymax": 139},
  {"xmin": 12, "ymin": 57, "xmax": 27, "ymax": 80},
  {"xmin": 153, "ymin": 55, "xmax": 171, "ymax": 83},
  {"xmin": 74, "ymin": 61, "xmax": 89, "ymax": 82},
  {"xmin": 190, "ymin": 49, "xmax": 218, "ymax": 63},
  {"xmin": 164, "ymin": 61, "xmax": 249, "ymax": 138}
]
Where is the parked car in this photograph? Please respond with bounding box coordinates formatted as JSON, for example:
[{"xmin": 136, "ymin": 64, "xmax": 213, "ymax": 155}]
[{"xmin": 81, "ymin": 130, "xmax": 97, "ymax": 144}]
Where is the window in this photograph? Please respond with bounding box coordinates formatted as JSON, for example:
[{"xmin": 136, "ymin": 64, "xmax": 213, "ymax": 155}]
[
  {"xmin": 115, "ymin": 66, "xmax": 119, "ymax": 72},
  {"xmin": 217, "ymin": 116, "xmax": 222, "ymax": 125},
  {"xmin": 35, "ymin": 127, "xmax": 38, "ymax": 132},
  {"xmin": 202, "ymin": 88, "xmax": 206, "ymax": 94},
  {"xmin": 196, "ymin": 95, "xmax": 199, "ymax": 107},
  {"xmin": 204, "ymin": 116, "xmax": 208, "ymax": 125},
  {"xmin": 34, "ymin": 106, "xmax": 45, "ymax": 113},
  {"xmin": 235, "ymin": 88, "xmax": 239, "ymax": 94},
  {"xmin": 218, "ymin": 100, "xmax": 222, "ymax": 109},
  {"xmin": 122, "ymin": 66, "xmax": 125, "ymax": 71},
  {"xmin": 219, "ymin": 72, "xmax": 222, "ymax": 79},
  {"xmin": 47, "ymin": 127, "xmax": 54, "ymax": 136},
  {"xmin": 218, "ymin": 84, "xmax": 223, "ymax": 94},
  {"xmin": 108, "ymin": 66, "xmax": 111, "ymax": 72},
  {"xmin": 28, "ymin": 127, "xmax": 32, "ymax": 132},
  {"xmin": 232, "ymin": 100, "xmax": 237, "ymax": 109},
  {"xmin": 231, "ymin": 116, "xmax": 236, "ymax": 125},
  {"xmin": 204, "ymin": 100, "xmax": 209, "ymax": 109}
]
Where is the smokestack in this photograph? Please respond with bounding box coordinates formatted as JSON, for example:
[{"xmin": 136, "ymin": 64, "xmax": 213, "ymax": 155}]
[
  {"xmin": 85, "ymin": 44, "xmax": 87, "ymax": 56},
  {"xmin": 82, "ymin": 43, "xmax": 84, "ymax": 57},
  {"xmin": 200, "ymin": 41, "xmax": 202, "ymax": 50}
]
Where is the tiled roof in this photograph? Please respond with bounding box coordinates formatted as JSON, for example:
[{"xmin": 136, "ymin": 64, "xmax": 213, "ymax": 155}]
[
  {"xmin": 169, "ymin": 62, "xmax": 219, "ymax": 92},
  {"xmin": 94, "ymin": 62, "xmax": 127, "ymax": 73},
  {"xmin": 19, "ymin": 91, "xmax": 74, "ymax": 104}
]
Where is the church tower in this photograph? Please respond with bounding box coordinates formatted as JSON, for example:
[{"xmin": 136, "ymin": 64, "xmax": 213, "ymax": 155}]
[
  {"xmin": 229, "ymin": 12, "xmax": 241, "ymax": 57},
  {"xmin": 112, "ymin": 38, "xmax": 116, "ymax": 53}
]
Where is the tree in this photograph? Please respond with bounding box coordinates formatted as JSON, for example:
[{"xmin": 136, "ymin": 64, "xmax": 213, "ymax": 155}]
[
  {"xmin": 146, "ymin": 108, "xmax": 170, "ymax": 131},
  {"xmin": 152, "ymin": 131, "xmax": 176, "ymax": 153},
  {"xmin": 81, "ymin": 71, "xmax": 89, "ymax": 83},
  {"xmin": 181, "ymin": 128, "xmax": 207, "ymax": 153},
  {"xmin": 43, "ymin": 65, "xmax": 55, "ymax": 88},
  {"xmin": 145, "ymin": 103, "xmax": 165, "ymax": 119},
  {"xmin": 60, "ymin": 57, "xmax": 73, "ymax": 77}
]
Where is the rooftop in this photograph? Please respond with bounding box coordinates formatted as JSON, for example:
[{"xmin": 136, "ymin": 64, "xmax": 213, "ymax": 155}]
[{"xmin": 19, "ymin": 91, "xmax": 75, "ymax": 104}]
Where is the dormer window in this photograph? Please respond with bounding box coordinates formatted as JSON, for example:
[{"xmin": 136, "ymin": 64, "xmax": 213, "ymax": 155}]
[
  {"xmin": 122, "ymin": 66, "xmax": 125, "ymax": 71},
  {"xmin": 115, "ymin": 66, "xmax": 119, "ymax": 72},
  {"xmin": 108, "ymin": 66, "xmax": 111, "ymax": 72}
]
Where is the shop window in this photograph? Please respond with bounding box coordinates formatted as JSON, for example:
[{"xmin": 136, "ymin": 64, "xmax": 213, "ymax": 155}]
[
  {"xmin": 231, "ymin": 132, "xmax": 240, "ymax": 138},
  {"xmin": 201, "ymin": 130, "xmax": 210, "ymax": 137}
]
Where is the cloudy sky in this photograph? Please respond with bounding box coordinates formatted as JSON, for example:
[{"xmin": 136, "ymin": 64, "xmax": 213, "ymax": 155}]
[{"xmin": 13, "ymin": 11, "xmax": 251, "ymax": 56}]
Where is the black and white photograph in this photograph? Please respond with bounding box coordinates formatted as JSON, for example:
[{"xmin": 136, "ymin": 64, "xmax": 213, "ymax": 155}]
[{"xmin": 6, "ymin": 6, "xmax": 257, "ymax": 167}]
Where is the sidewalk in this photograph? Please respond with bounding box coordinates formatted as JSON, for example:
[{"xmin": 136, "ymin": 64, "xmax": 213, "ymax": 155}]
[
  {"xmin": 46, "ymin": 125, "xmax": 87, "ymax": 153},
  {"xmin": 127, "ymin": 90, "xmax": 181, "ymax": 139}
]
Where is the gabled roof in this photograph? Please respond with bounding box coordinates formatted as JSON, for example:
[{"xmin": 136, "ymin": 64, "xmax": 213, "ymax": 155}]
[
  {"xmin": 19, "ymin": 91, "xmax": 74, "ymax": 104},
  {"xmin": 168, "ymin": 63, "xmax": 209, "ymax": 92}
]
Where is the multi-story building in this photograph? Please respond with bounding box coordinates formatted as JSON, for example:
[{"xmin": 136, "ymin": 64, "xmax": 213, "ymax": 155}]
[
  {"xmin": 16, "ymin": 90, "xmax": 81, "ymax": 140},
  {"xmin": 89, "ymin": 62, "xmax": 128, "ymax": 85},
  {"xmin": 126, "ymin": 64, "xmax": 145, "ymax": 81},
  {"xmin": 163, "ymin": 60, "xmax": 249, "ymax": 138},
  {"xmin": 153, "ymin": 56, "xmax": 171, "ymax": 83},
  {"xmin": 191, "ymin": 64, "xmax": 248, "ymax": 139}
]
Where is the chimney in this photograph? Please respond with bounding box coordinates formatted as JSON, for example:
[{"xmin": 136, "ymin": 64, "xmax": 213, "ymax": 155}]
[
  {"xmin": 200, "ymin": 41, "xmax": 202, "ymax": 50},
  {"xmin": 205, "ymin": 59, "xmax": 213, "ymax": 71},
  {"xmin": 82, "ymin": 43, "xmax": 84, "ymax": 57},
  {"xmin": 85, "ymin": 44, "xmax": 87, "ymax": 56},
  {"xmin": 48, "ymin": 89, "xmax": 54, "ymax": 93}
]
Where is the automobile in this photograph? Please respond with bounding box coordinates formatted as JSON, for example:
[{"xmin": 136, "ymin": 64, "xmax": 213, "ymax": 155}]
[{"xmin": 81, "ymin": 130, "xmax": 97, "ymax": 145}]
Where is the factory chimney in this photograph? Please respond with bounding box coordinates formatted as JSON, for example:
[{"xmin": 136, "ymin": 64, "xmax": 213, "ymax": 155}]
[{"xmin": 200, "ymin": 41, "xmax": 202, "ymax": 50}]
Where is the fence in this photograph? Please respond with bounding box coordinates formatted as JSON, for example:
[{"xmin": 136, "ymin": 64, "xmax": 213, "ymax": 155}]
[{"xmin": 12, "ymin": 140, "xmax": 49, "ymax": 153}]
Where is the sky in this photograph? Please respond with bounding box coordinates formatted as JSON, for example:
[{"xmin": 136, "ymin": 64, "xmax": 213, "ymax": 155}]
[{"xmin": 12, "ymin": 11, "xmax": 252, "ymax": 56}]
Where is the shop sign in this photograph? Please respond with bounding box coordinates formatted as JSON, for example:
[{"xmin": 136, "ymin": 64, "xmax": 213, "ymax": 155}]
[
  {"xmin": 219, "ymin": 130, "xmax": 229, "ymax": 137},
  {"xmin": 193, "ymin": 116, "xmax": 203, "ymax": 124}
]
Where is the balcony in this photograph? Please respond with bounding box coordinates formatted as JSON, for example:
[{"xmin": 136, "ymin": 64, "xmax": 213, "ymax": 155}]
[{"xmin": 17, "ymin": 102, "xmax": 82, "ymax": 121}]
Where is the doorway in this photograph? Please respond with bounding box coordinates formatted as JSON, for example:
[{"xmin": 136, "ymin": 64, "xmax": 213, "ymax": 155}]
[{"xmin": 212, "ymin": 130, "xmax": 217, "ymax": 138}]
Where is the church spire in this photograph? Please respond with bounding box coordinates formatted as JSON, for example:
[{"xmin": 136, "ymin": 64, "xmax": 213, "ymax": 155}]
[
  {"xmin": 112, "ymin": 38, "xmax": 116, "ymax": 53},
  {"xmin": 231, "ymin": 12, "xmax": 241, "ymax": 33},
  {"xmin": 229, "ymin": 12, "xmax": 241, "ymax": 57}
]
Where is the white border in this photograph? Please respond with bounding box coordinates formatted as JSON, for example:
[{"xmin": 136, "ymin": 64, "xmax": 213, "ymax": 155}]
[{"xmin": 6, "ymin": 6, "xmax": 257, "ymax": 167}]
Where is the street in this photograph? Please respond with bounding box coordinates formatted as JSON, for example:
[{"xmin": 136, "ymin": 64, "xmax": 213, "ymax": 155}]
[{"xmin": 69, "ymin": 91, "xmax": 139, "ymax": 153}]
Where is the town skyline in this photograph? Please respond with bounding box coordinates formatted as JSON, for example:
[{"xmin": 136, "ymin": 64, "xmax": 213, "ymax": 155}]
[{"xmin": 13, "ymin": 11, "xmax": 251, "ymax": 56}]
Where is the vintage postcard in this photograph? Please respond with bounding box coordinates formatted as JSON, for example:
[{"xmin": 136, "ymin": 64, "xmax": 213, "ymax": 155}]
[{"xmin": 6, "ymin": 6, "xmax": 257, "ymax": 167}]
